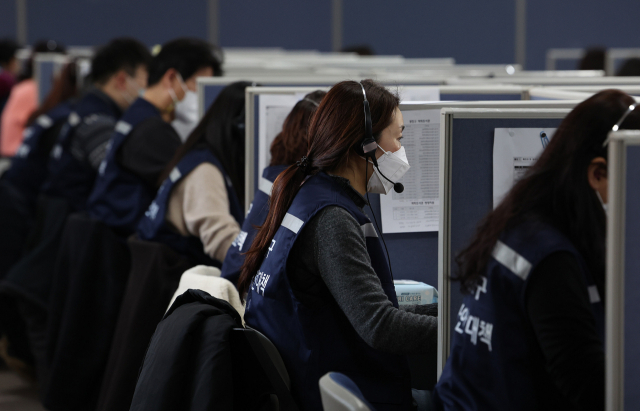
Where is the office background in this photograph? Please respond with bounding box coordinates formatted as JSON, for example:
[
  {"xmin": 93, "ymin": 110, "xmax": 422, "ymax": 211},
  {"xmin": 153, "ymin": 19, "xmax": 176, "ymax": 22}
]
[{"xmin": 1, "ymin": 0, "xmax": 640, "ymax": 70}]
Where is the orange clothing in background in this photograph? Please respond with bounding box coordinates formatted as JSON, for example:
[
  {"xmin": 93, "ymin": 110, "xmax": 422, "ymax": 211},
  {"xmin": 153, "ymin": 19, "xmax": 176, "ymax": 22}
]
[{"xmin": 1, "ymin": 79, "xmax": 38, "ymax": 157}]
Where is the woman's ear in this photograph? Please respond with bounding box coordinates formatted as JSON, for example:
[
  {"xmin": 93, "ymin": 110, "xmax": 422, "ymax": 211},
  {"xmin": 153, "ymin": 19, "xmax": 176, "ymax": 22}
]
[{"xmin": 587, "ymin": 156, "xmax": 608, "ymax": 202}]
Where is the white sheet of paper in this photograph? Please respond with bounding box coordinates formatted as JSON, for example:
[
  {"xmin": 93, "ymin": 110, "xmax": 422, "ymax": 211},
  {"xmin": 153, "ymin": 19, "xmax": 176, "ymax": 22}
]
[
  {"xmin": 399, "ymin": 86, "xmax": 440, "ymax": 102},
  {"xmin": 380, "ymin": 109, "xmax": 440, "ymax": 233},
  {"xmin": 258, "ymin": 94, "xmax": 301, "ymax": 175},
  {"xmin": 492, "ymin": 127, "xmax": 556, "ymax": 208}
]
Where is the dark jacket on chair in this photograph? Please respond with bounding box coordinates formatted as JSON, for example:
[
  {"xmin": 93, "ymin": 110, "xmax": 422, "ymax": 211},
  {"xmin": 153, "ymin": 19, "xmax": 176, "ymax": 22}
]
[{"xmin": 130, "ymin": 289, "xmax": 243, "ymax": 411}]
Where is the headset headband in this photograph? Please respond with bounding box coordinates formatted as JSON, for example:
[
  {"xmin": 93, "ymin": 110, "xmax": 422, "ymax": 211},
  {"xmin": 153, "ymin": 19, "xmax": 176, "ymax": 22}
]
[{"xmin": 359, "ymin": 81, "xmax": 377, "ymax": 157}]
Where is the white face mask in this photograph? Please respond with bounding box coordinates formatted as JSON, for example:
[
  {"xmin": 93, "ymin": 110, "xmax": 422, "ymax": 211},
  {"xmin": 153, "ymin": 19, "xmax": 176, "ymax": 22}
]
[
  {"xmin": 168, "ymin": 73, "xmax": 189, "ymax": 107},
  {"xmin": 172, "ymin": 90, "xmax": 198, "ymax": 142},
  {"xmin": 122, "ymin": 77, "xmax": 142, "ymax": 105},
  {"xmin": 367, "ymin": 145, "xmax": 410, "ymax": 195},
  {"xmin": 596, "ymin": 190, "xmax": 608, "ymax": 217}
]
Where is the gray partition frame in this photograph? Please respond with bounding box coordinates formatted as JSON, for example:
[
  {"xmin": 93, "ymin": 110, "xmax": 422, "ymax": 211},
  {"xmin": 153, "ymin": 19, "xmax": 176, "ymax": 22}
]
[
  {"xmin": 606, "ymin": 130, "xmax": 640, "ymax": 411},
  {"xmin": 33, "ymin": 53, "xmax": 68, "ymax": 104},
  {"xmin": 437, "ymin": 108, "xmax": 572, "ymax": 377},
  {"xmin": 449, "ymin": 76, "xmax": 640, "ymax": 88},
  {"xmin": 244, "ymin": 86, "xmax": 330, "ymax": 211}
]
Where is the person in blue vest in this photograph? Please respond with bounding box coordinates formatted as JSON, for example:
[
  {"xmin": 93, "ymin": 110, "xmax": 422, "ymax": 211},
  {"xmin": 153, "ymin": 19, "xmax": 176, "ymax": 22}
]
[
  {"xmin": 87, "ymin": 38, "xmax": 221, "ymax": 236},
  {"xmin": 40, "ymin": 37, "xmax": 151, "ymax": 211},
  {"xmin": 137, "ymin": 81, "xmax": 250, "ymax": 266},
  {"xmin": 238, "ymin": 80, "xmax": 438, "ymax": 411},
  {"xmin": 221, "ymin": 90, "xmax": 326, "ymax": 286},
  {"xmin": 3, "ymin": 61, "xmax": 79, "ymax": 211},
  {"xmin": 432, "ymin": 89, "xmax": 640, "ymax": 411}
]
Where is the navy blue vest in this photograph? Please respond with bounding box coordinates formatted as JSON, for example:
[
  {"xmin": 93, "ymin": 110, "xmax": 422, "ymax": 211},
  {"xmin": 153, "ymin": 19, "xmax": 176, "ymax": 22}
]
[
  {"xmin": 137, "ymin": 149, "xmax": 244, "ymax": 267},
  {"xmin": 221, "ymin": 164, "xmax": 288, "ymax": 285},
  {"xmin": 87, "ymin": 98, "xmax": 162, "ymax": 235},
  {"xmin": 42, "ymin": 90, "xmax": 121, "ymax": 211},
  {"xmin": 244, "ymin": 172, "xmax": 412, "ymax": 411},
  {"xmin": 433, "ymin": 221, "xmax": 605, "ymax": 411},
  {"xmin": 4, "ymin": 102, "xmax": 72, "ymax": 207}
]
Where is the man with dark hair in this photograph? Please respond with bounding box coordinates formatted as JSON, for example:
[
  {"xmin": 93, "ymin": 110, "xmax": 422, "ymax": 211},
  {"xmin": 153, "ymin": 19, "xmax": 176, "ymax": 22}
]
[
  {"xmin": 0, "ymin": 38, "xmax": 20, "ymax": 114},
  {"xmin": 87, "ymin": 38, "xmax": 219, "ymax": 235},
  {"xmin": 41, "ymin": 37, "xmax": 151, "ymax": 210}
]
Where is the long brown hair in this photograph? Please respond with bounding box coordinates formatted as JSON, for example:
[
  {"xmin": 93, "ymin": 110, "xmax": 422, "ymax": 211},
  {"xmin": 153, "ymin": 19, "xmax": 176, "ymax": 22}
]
[
  {"xmin": 269, "ymin": 90, "xmax": 326, "ymax": 166},
  {"xmin": 454, "ymin": 89, "xmax": 640, "ymax": 293},
  {"xmin": 26, "ymin": 62, "xmax": 78, "ymax": 126},
  {"xmin": 238, "ymin": 79, "xmax": 399, "ymax": 297}
]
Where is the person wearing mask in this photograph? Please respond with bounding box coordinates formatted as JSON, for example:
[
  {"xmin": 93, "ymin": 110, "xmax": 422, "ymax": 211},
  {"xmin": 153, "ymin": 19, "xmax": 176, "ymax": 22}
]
[
  {"xmin": 1, "ymin": 40, "xmax": 66, "ymax": 157},
  {"xmin": 239, "ymin": 80, "xmax": 438, "ymax": 411},
  {"xmin": 137, "ymin": 81, "xmax": 250, "ymax": 266},
  {"xmin": 3, "ymin": 62, "xmax": 79, "ymax": 210},
  {"xmin": 432, "ymin": 90, "xmax": 637, "ymax": 411},
  {"xmin": 171, "ymin": 44, "xmax": 223, "ymax": 141},
  {"xmin": 40, "ymin": 37, "xmax": 151, "ymax": 211},
  {"xmin": 0, "ymin": 38, "xmax": 19, "ymax": 115},
  {"xmin": 87, "ymin": 38, "xmax": 220, "ymax": 236},
  {"xmin": 221, "ymin": 90, "xmax": 326, "ymax": 285}
]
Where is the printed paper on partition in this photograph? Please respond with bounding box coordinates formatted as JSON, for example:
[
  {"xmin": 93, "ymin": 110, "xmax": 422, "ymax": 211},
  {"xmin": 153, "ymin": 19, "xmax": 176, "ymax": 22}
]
[
  {"xmin": 492, "ymin": 127, "xmax": 556, "ymax": 208},
  {"xmin": 258, "ymin": 94, "xmax": 301, "ymax": 176},
  {"xmin": 380, "ymin": 109, "xmax": 441, "ymax": 233}
]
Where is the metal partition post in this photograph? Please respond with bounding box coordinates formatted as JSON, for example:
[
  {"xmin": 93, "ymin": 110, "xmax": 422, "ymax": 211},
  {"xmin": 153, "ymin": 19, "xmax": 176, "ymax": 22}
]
[
  {"xmin": 16, "ymin": 0, "xmax": 27, "ymax": 45},
  {"xmin": 332, "ymin": 0, "xmax": 343, "ymax": 52},
  {"xmin": 245, "ymin": 89, "xmax": 256, "ymax": 213},
  {"xmin": 437, "ymin": 110, "xmax": 454, "ymax": 377},
  {"xmin": 515, "ymin": 0, "xmax": 527, "ymax": 69},
  {"xmin": 606, "ymin": 134, "xmax": 626, "ymax": 411}
]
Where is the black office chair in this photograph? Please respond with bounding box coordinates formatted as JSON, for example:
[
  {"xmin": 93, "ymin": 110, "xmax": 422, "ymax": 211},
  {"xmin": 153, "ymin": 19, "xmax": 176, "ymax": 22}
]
[
  {"xmin": 42, "ymin": 213, "xmax": 131, "ymax": 411},
  {"xmin": 231, "ymin": 327, "xmax": 300, "ymax": 411},
  {"xmin": 97, "ymin": 237, "xmax": 193, "ymax": 411}
]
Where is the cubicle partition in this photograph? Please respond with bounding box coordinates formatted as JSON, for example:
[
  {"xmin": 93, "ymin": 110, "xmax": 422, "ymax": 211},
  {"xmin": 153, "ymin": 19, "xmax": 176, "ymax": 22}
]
[
  {"xmin": 450, "ymin": 76, "xmax": 640, "ymax": 89},
  {"xmin": 34, "ymin": 53, "xmax": 69, "ymax": 104},
  {"xmin": 527, "ymin": 88, "xmax": 594, "ymax": 101},
  {"xmin": 438, "ymin": 85, "xmax": 525, "ymax": 101},
  {"xmin": 606, "ymin": 130, "xmax": 640, "ymax": 411},
  {"xmin": 244, "ymin": 99, "xmax": 578, "ymax": 289},
  {"xmin": 437, "ymin": 108, "xmax": 573, "ymax": 375},
  {"xmin": 197, "ymin": 77, "xmax": 450, "ymax": 119}
]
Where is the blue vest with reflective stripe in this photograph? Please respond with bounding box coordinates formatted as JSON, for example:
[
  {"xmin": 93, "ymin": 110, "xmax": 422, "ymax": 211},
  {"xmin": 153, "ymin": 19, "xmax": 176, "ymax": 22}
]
[
  {"xmin": 434, "ymin": 221, "xmax": 604, "ymax": 411},
  {"xmin": 136, "ymin": 148, "xmax": 244, "ymax": 267},
  {"xmin": 221, "ymin": 164, "xmax": 288, "ymax": 285},
  {"xmin": 4, "ymin": 102, "xmax": 72, "ymax": 207},
  {"xmin": 87, "ymin": 98, "xmax": 161, "ymax": 235},
  {"xmin": 42, "ymin": 91, "xmax": 121, "ymax": 211},
  {"xmin": 244, "ymin": 172, "xmax": 412, "ymax": 411}
]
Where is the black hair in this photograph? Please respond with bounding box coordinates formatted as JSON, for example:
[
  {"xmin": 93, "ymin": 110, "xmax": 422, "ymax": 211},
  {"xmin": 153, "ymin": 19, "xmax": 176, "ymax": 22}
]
[
  {"xmin": 90, "ymin": 37, "xmax": 151, "ymax": 85},
  {"xmin": 616, "ymin": 58, "xmax": 640, "ymax": 76},
  {"xmin": 578, "ymin": 47, "xmax": 606, "ymax": 71},
  {"xmin": 0, "ymin": 38, "xmax": 19, "ymax": 66},
  {"xmin": 454, "ymin": 89, "xmax": 640, "ymax": 294},
  {"xmin": 147, "ymin": 38, "xmax": 223, "ymax": 86},
  {"xmin": 158, "ymin": 81, "xmax": 251, "ymax": 204},
  {"xmin": 19, "ymin": 39, "xmax": 66, "ymax": 81}
]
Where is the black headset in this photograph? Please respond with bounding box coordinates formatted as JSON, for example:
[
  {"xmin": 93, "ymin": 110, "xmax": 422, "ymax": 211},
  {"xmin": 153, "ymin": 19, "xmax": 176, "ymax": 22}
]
[{"xmin": 356, "ymin": 81, "xmax": 404, "ymax": 193}]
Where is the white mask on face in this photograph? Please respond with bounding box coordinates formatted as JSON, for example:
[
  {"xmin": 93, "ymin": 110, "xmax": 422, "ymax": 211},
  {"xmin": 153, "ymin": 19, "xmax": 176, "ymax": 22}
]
[
  {"xmin": 172, "ymin": 90, "xmax": 198, "ymax": 142},
  {"xmin": 168, "ymin": 73, "xmax": 189, "ymax": 107},
  {"xmin": 366, "ymin": 145, "xmax": 410, "ymax": 195},
  {"xmin": 596, "ymin": 190, "xmax": 608, "ymax": 216},
  {"xmin": 122, "ymin": 77, "xmax": 141, "ymax": 105}
]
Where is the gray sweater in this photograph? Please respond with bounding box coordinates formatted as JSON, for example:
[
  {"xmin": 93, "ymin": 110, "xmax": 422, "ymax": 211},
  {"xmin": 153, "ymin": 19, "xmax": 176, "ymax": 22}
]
[{"xmin": 287, "ymin": 175, "xmax": 438, "ymax": 356}]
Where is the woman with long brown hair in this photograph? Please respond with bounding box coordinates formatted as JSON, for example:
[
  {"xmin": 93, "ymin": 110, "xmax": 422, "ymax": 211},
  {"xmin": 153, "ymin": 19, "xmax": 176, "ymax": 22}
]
[
  {"xmin": 239, "ymin": 80, "xmax": 437, "ymax": 411},
  {"xmin": 221, "ymin": 90, "xmax": 326, "ymax": 285},
  {"xmin": 433, "ymin": 90, "xmax": 640, "ymax": 411}
]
